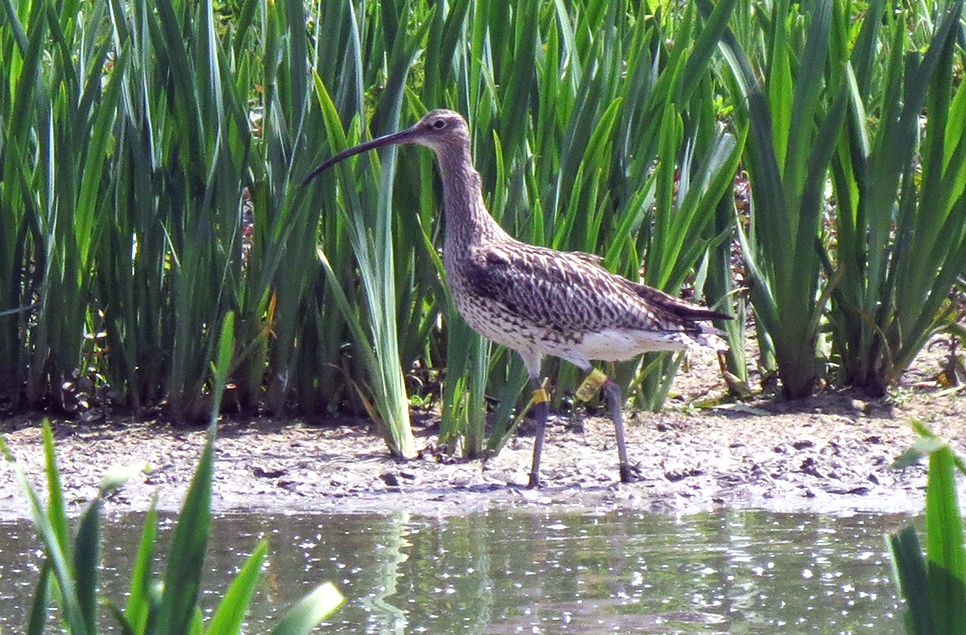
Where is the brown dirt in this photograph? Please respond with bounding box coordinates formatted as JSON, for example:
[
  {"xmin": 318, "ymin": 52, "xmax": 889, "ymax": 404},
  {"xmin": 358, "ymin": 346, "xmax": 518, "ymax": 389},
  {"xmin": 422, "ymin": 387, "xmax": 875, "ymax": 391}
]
[{"xmin": 1, "ymin": 344, "xmax": 964, "ymax": 520}]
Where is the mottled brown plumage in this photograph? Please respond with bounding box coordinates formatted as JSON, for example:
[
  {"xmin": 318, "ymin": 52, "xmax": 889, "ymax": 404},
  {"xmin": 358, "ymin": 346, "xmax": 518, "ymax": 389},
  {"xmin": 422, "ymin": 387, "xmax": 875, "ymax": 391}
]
[{"xmin": 305, "ymin": 109, "xmax": 730, "ymax": 487}]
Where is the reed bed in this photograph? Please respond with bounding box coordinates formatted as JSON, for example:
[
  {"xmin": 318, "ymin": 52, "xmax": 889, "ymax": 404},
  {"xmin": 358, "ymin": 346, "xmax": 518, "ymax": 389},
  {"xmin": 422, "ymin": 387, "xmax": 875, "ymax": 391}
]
[{"xmin": 1, "ymin": 0, "xmax": 964, "ymax": 454}]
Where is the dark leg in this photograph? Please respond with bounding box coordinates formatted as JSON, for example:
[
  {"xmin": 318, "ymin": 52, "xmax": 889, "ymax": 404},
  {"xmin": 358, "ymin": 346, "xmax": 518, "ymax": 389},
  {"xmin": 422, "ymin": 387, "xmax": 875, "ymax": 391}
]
[
  {"xmin": 528, "ymin": 377, "xmax": 549, "ymax": 488},
  {"xmin": 601, "ymin": 379, "xmax": 635, "ymax": 483}
]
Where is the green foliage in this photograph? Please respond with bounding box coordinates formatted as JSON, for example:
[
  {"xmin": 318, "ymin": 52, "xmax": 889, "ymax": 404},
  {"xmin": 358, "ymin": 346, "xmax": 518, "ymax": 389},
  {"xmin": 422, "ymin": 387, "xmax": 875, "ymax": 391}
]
[
  {"xmin": 0, "ymin": 313, "xmax": 343, "ymax": 634},
  {"xmin": 889, "ymin": 423, "xmax": 966, "ymax": 634},
  {"xmin": 828, "ymin": 0, "xmax": 966, "ymax": 395},
  {"xmin": 709, "ymin": 0, "xmax": 850, "ymax": 398},
  {"xmin": 710, "ymin": 0, "xmax": 966, "ymax": 399},
  {"xmin": 2, "ymin": 0, "xmax": 966, "ymax": 459},
  {"xmin": 437, "ymin": 0, "xmax": 742, "ymax": 447},
  {"xmin": 311, "ymin": 52, "xmax": 423, "ymax": 458}
]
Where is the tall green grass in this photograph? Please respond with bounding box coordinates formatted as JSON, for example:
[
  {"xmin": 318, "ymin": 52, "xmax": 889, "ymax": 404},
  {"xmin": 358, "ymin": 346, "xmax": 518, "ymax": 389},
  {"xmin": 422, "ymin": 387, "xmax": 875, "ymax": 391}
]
[
  {"xmin": 0, "ymin": 0, "xmax": 424, "ymax": 452},
  {"xmin": 711, "ymin": 0, "xmax": 850, "ymax": 398},
  {"xmin": 433, "ymin": 0, "xmax": 743, "ymax": 448},
  {"xmin": 0, "ymin": 0, "xmax": 117, "ymax": 407},
  {"xmin": 1, "ymin": 0, "xmax": 965, "ymax": 459},
  {"xmin": 712, "ymin": 0, "xmax": 966, "ymax": 398},
  {"xmin": 829, "ymin": 0, "xmax": 966, "ymax": 395}
]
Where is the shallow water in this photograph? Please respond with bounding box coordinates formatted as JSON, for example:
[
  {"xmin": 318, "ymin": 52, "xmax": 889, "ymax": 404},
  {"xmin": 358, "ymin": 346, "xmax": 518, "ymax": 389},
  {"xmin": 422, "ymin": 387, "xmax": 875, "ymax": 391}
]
[{"xmin": 0, "ymin": 509, "xmax": 912, "ymax": 633}]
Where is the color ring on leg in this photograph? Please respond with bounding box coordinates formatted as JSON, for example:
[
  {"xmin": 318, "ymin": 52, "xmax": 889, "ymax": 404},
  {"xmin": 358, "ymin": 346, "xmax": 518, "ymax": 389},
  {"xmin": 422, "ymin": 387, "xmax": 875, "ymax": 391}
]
[{"xmin": 575, "ymin": 368, "xmax": 608, "ymax": 402}]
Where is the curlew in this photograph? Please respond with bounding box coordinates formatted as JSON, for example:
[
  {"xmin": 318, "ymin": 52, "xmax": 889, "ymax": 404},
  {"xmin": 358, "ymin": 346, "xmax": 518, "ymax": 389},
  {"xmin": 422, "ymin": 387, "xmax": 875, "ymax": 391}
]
[{"xmin": 304, "ymin": 109, "xmax": 730, "ymax": 487}]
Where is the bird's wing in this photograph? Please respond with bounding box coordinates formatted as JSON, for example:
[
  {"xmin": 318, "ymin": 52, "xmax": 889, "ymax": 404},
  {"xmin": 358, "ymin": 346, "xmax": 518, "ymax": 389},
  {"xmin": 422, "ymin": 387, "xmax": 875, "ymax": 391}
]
[
  {"xmin": 627, "ymin": 280, "xmax": 732, "ymax": 323},
  {"xmin": 569, "ymin": 250, "xmax": 604, "ymax": 265},
  {"xmin": 461, "ymin": 242, "xmax": 701, "ymax": 335}
]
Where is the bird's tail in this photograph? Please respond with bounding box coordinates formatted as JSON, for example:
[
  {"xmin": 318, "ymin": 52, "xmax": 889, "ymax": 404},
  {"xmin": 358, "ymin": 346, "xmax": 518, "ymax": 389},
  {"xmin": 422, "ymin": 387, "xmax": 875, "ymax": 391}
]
[{"xmin": 630, "ymin": 281, "xmax": 732, "ymax": 350}]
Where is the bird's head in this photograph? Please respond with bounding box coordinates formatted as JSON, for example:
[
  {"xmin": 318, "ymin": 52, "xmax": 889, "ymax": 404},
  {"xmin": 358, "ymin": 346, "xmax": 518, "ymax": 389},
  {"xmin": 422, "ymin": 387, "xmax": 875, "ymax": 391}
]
[
  {"xmin": 404, "ymin": 109, "xmax": 471, "ymax": 151},
  {"xmin": 302, "ymin": 109, "xmax": 470, "ymax": 186}
]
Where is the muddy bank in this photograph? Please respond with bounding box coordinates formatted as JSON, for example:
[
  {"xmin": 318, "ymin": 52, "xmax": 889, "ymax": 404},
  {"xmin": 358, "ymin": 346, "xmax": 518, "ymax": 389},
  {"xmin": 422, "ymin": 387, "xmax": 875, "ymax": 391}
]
[{"xmin": 1, "ymin": 384, "xmax": 963, "ymax": 520}]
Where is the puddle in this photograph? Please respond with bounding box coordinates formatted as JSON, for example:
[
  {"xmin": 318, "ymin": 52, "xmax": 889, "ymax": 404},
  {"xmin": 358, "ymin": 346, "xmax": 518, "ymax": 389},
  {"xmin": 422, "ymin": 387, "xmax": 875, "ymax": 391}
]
[{"xmin": 0, "ymin": 509, "xmax": 913, "ymax": 633}]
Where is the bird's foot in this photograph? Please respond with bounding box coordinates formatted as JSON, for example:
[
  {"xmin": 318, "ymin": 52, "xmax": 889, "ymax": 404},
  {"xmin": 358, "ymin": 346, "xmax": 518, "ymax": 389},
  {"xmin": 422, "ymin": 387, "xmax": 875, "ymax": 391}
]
[{"xmin": 619, "ymin": 463, "xmax": 643, "ymax": 484}]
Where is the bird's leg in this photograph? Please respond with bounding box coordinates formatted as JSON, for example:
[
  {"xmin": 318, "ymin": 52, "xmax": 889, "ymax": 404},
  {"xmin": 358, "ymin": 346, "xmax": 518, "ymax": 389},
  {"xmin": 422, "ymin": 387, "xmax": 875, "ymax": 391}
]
[
  {"xmin": 528, "ymin": 378, "xmax": 550, "ymax": 488},
  {"xmin": 600, "ymin": 378, "xmax": 634, "ymax": 483},
  {"xmin": 576, "ymin": 369, "xmax": 636, "ymax": 483}
]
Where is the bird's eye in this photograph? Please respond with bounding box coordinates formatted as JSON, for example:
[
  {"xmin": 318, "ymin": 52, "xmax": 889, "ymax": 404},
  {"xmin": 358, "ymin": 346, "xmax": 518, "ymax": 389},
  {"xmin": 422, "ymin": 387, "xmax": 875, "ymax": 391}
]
[{"xmin": 432, "ymin": 119, "xmax": 447, "ymax": 130}]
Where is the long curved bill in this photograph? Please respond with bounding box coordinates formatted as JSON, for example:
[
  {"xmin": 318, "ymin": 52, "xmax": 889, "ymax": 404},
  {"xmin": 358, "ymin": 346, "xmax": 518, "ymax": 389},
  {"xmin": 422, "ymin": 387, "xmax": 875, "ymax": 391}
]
[{"xmin": 302, "ymin": 125, "xmax": 421, "ymax": 186}]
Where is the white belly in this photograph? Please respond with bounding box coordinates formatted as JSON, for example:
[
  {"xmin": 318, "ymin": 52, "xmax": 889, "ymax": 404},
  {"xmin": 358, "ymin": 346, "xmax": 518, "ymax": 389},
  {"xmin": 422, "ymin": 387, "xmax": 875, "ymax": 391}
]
[{"xmin": 455, "ymin": 293, "xmax": 686, "ymax": 368}]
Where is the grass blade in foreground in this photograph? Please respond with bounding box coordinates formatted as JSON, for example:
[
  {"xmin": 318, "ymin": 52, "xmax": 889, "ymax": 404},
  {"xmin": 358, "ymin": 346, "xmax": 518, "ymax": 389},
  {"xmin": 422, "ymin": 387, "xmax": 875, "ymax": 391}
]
[
  {"xmin": 158, "ymin": 311, "xmax": 236, "ymax": 634},
  {"xmin": 0, "ymin": 422, "xmax": 88, "ymax": 634},
  {"xmin": 2, "ymin": 311, "xmax": 342, "ymax": 633},
  {"xmin": 270, "ymin": 582, "xmax": 345, "ymax": 635},
  {"xmin": 889, "ymin": 423, "xmax": 966, "ymax": 634},
  {"xmin": 889, "ymin": 527, "xmax": 936, "ymax": 635},
  {"xmin": 119, "ymin": 501, "xmax": 160, "ymax": 634},
  {"xmin": 158, "ymin": 412, "xmax": 216, "ymax": 626},
  {"xmin": 0, "ymin": 419, "xmax": 149, "ymax": 635},
  {"xmin": 206, "ymin": 540, "xmax": 269, "ymax": 635}
]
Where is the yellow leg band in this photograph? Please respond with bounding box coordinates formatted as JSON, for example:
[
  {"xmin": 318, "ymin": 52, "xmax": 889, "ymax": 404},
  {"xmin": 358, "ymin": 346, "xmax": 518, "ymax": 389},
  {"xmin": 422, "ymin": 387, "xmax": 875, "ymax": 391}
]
[
  {"xmin": 575, "ymin": 368, "xmax": 608, "ymax": 402},
  {"xmin": 532, "ymin": 387, "xmax": 550, "ymax": 404}
]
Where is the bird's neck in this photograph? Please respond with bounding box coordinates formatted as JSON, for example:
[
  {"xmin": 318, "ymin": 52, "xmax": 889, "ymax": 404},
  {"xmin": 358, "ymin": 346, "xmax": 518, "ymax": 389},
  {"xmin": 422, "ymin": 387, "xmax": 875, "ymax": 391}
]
[{"xmin": 436, "ymin": 146, "xmax": 511, "ymax": 255}]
